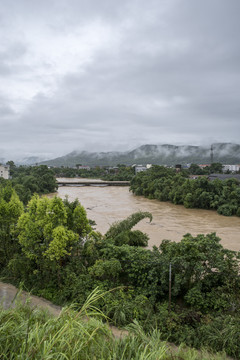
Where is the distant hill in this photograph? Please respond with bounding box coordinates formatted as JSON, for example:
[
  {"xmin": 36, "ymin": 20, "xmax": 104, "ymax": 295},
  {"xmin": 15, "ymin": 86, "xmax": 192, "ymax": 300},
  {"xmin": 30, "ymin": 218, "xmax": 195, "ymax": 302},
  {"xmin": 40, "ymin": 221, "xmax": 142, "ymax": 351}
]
[
  {"xmin": 39, "ymin": 143, "xmax": 240, "ymax": 167},
  {"xmin": 1, "ymin": 156, "xmax": 45, "ymax": 166},
  {"xmin": 16, "ymin": 156, "xmax": 49, "ymax": 166}
]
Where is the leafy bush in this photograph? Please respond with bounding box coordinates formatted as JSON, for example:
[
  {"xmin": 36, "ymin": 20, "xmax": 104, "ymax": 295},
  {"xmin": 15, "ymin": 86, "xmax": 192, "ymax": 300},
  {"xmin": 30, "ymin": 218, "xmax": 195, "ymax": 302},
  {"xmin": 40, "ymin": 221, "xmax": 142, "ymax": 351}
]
[{"xmin": 217, "ymin": 204, "xmax": 237, "ymax": 216}]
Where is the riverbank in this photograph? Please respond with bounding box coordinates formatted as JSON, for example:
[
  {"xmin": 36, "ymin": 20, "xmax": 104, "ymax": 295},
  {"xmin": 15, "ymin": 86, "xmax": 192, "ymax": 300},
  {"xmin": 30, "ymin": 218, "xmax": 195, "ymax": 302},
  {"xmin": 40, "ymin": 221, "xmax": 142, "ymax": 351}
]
[{"xmin": 54, "ymin": 181, "xmax": 240, "ymax": 251}]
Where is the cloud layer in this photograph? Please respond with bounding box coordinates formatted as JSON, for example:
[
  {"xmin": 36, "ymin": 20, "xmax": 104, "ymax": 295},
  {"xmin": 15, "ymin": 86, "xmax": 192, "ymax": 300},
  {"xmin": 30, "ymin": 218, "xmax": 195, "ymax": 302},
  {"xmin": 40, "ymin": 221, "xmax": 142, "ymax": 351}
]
[{"xmin": 0, "ymin": 0, "xmax": 240, "ymax": 161}]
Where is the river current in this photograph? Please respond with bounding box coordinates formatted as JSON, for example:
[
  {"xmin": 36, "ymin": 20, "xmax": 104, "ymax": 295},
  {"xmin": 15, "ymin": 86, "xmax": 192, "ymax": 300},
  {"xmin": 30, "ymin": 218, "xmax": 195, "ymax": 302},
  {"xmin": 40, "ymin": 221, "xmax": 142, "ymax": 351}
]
[{"xmin": 56, "ymin": 178, "xmax": 240, "ymax": 251}]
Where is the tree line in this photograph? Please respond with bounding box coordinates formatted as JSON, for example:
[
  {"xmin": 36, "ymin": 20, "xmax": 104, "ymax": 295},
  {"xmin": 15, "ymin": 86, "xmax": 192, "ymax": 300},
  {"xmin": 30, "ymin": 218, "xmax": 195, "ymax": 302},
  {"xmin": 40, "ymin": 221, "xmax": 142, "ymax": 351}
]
[
  {"xmin": 4, "ymin": 162, "xmax": 58, "ymax": 204},
  {"xmin": 0, "ymin": 182, "xmax": 240, "ymax": 357},
  {"xmin": 130, "ymin": 165, "xmax": 240, "ymax": 216},
  {"xmin": 52, "ymin": 164, "xmax": 135, "ymax": 181}
]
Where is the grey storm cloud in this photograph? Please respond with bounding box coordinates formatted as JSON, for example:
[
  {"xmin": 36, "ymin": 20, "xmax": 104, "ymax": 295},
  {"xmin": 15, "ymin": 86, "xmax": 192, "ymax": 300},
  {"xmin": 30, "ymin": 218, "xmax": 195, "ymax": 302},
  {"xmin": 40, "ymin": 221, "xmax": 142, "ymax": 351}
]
[{"xmin": 0, "ymin": 0, "xmax": 240, "ymax": 161}]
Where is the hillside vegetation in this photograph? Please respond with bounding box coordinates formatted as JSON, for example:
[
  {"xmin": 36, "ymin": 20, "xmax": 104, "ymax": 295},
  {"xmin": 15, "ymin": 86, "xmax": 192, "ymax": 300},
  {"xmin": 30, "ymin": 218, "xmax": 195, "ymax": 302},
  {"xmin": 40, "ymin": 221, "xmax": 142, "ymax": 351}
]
[{"xmin": 39, "ymin": 143, "xmax": 240, "ymax": 167}]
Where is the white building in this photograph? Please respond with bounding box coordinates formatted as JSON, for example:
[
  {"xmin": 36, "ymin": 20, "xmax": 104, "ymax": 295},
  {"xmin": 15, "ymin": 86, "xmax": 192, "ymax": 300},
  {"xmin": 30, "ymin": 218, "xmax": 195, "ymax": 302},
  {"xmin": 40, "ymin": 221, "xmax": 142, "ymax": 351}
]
[
  {"xmin": 132, "ymin": 164, "xmax": 152, "ymax": 174},
  {"xmin": 0, "ymin": 165, "xmax": 10, "ymax": 179},
  {"xmin": 223, "ymin": 164, "xmax": 240, "ymax": 172},
  {"xmin": 133, "ymin": 165, "xmax": 147, "ymax": 174}
]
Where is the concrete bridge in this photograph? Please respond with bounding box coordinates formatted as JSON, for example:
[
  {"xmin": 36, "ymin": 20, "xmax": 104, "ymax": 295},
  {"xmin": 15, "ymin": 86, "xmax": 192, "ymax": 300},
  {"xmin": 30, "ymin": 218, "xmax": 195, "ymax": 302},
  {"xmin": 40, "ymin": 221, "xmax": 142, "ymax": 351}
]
[{"xmin": 57, "ymin": 180, "xmax": 130, "ymax": 187}]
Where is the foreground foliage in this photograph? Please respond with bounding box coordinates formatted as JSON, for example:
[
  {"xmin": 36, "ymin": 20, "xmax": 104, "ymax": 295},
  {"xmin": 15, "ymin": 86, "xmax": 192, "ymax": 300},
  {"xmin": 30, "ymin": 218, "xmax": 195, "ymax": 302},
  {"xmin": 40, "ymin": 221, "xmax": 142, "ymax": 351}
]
[
  {"xmin": 0, "ymin": 289, "xmax": 230, "ymax": 360},
  {"xmin": 0, "ymin": 184, "xmax": 23, "ymax": 269}
]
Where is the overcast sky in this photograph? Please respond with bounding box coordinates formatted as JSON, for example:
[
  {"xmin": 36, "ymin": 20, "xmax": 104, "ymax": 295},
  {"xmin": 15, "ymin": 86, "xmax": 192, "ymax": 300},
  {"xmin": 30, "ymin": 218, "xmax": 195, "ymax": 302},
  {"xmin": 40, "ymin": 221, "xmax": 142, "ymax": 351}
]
[{"xmin": 0, "ymin": 0, "xmax": 240, "ymax": 161}]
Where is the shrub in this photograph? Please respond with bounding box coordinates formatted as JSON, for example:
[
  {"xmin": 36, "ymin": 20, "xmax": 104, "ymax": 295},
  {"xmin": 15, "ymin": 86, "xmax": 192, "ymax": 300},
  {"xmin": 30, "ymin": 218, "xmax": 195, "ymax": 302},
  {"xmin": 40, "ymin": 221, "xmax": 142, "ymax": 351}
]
[{"xmin": 217, "ymin": 204, "xmax": 237, "ymax": 216}]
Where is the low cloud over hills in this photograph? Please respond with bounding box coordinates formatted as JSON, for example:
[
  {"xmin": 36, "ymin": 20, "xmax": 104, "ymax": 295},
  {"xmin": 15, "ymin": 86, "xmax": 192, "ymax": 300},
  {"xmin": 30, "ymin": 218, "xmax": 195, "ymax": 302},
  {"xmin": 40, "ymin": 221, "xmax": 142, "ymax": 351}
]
[{"xmin": 39, "ymin": 143, "xmax": 240, "ymax": 167}]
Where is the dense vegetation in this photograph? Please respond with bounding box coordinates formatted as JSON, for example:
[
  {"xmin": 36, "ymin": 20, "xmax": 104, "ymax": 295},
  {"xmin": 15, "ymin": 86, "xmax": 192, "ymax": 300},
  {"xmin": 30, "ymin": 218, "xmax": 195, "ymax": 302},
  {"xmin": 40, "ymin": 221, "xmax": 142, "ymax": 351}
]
[
  {"xmin": 130, "ymin": 165, "xmax": 240, "ymax": 216},
  {"xmin": 0, "ymin": 182, "xmax": 240, "ymax": 358},
  {"xmin": 0, "ymin": 292, "xmax": 230, "ymax": 360},
  {"xmin": 52, "ymin": 164, "xmax": 135, "ymax": 181},
  {"xmin": 5, "ymin": 162, "xmax": 58, "ymax": 204},
  {"xmin": 187, "ymin": 162, "xmax": 224, "ymax": 175}
]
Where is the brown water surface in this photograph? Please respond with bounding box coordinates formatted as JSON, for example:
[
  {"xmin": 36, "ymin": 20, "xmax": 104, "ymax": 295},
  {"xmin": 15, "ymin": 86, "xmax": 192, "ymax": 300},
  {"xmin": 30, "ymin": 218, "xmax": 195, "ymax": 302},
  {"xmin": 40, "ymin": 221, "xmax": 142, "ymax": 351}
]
[{"xmin": 56, "ymin": 178, "xmax": 240, "ymax": 251}]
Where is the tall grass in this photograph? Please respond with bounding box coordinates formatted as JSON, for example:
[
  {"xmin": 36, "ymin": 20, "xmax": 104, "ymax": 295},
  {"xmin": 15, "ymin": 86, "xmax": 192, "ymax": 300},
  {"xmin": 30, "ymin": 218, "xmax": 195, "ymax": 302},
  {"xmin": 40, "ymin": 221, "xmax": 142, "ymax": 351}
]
[{"xmin": 0, "ymin": 288, "xmax": 231, "ymax": 360}]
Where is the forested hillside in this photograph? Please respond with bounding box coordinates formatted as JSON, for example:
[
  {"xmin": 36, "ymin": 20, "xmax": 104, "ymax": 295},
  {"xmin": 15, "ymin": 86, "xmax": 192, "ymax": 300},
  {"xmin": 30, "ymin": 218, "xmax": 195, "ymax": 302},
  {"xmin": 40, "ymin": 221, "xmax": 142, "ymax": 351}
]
[{"xmin": 40, "ymin": 143, "xmax": 240, "ymax": 167}]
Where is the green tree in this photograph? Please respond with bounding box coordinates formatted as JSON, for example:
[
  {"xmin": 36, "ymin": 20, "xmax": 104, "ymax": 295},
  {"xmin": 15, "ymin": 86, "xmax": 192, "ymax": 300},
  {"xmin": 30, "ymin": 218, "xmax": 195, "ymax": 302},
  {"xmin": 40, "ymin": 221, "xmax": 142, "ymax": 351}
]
[
  {"xmin": 16, "ymin": 195, "xmax": 93, "ymax": 286},
  {"xmin": 6, "ymin": 160, "xmax": 16, "ymax": 176},
  {"xmin": 159, "ymin": 233, "xmax": 240, "ymax": 310},
  {"xmin": 105, "ymin": 212, "xmax": 152, "ymax": 247},
  {"xmin": 188, "ymin": 164, "xmax": 204, "ymax": 175},
  {"xmin": 208, "ymin": 162, "xmax": 223, "ymax": 174},
  {"xmin": 0, "ymin": 184, "xmax": 24, "ymax": 268},
  {"xmin": 105, "ymin": 212, "xmax": 152, "ymax": 240},
  {"xmin": 12, "ymin": 165, "xmax": 58, "ymax": 204}
]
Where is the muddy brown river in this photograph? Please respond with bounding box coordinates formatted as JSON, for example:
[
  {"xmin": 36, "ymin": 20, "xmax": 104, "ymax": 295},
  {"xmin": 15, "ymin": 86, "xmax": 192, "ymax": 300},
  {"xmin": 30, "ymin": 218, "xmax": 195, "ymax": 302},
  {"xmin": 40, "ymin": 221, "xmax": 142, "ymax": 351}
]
[{"xmin": 56, "ymin": 178, "xmax": 240, "ymax": 251}]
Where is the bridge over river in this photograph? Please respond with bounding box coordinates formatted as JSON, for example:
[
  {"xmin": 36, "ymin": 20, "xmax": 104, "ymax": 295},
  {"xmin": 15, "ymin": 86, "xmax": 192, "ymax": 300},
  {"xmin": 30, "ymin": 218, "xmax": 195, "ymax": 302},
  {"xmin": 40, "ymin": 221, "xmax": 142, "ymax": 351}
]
[{"xmin": 57, "ymin": 179, "xmax": 130, "ymax": 187}]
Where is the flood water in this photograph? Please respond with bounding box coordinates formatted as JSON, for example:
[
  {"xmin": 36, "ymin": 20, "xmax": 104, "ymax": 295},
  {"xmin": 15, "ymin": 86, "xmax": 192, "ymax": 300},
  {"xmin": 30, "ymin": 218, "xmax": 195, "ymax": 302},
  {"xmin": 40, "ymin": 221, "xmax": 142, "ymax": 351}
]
[{"xmin": 56, "ymin": 178, "xmax": 240, "ymax": 251}]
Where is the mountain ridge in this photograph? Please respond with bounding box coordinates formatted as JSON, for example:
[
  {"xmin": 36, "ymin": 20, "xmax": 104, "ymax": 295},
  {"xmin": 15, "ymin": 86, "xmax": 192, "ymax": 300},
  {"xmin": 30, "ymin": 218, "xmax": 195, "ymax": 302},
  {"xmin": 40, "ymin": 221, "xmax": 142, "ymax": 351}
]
[{"xmin": 38, "ymin": 143, "xmax": 240, "ymax": 167}]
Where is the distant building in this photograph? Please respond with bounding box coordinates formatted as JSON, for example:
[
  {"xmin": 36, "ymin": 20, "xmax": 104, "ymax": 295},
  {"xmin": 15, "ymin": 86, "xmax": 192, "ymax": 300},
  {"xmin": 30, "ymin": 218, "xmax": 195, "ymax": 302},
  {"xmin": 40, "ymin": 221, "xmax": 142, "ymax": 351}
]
[
  {"xmin": 0, "ymin": 165, "xmax": 10, "ymax": 179},
  {"xmin": 222, "ymin": 165, "xmax": 240, "ymax": 173},
  {"xmin": 208, "ymin": 174, "xmax": 240, "ymax": 182},
  {"xmin": 76, "ymin": 165, "xmax": 90, "ymax": 170},
  {"xmin": 133, "ymin": 165, "xmax": 147, "ymax": 174}
]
